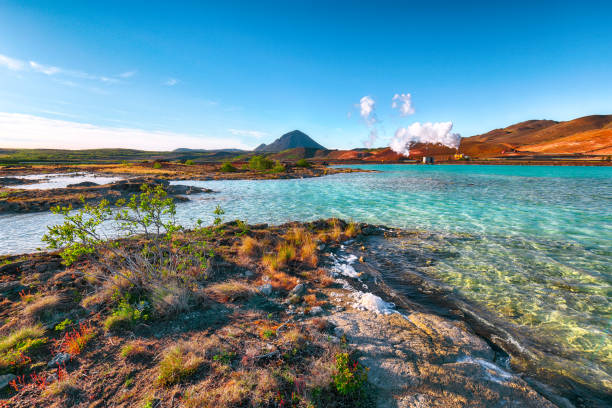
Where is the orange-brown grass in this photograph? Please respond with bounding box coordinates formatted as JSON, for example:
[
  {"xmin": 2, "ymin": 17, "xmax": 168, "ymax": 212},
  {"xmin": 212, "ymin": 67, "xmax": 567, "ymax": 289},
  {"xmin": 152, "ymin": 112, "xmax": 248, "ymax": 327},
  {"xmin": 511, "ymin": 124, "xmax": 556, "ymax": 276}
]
[
  {"xmin": 299, "ymin": 237, "xmax": 318, "ymax": 267},
  {"xmin": 284, "ymin": 226, "xmax": 308, "ymax": 246},
  {"xmin": 265, "ymin": 271, "xmax": 299, "ymax": 291},
  {"xmin": 317, "ymin": 231, "xmax": 331, "ymax": 243},
  {"xmin": 238, "ymin": 236, "xmax": 260, "ymax": 259},
  {"xmin": 314, "ymin": 268, "xmax": 335, "ymax": 287},
  {"xmin": 207, "ymin": 280, "xmax": 254, "ymax": 302},
  {"xmin": 330, "ymin": 220, "xmax": 344, "ymax": 241},
  {"xmin": 261, "ymin": 241, "xmax": 297, "ymax": 273},
  {"xmin": 303, "ymin": 294, "xmax": 319, "ymax": 306},
  {"xmin": 344, "ymin": 221, "xmax": 360, "ymax": 238}
]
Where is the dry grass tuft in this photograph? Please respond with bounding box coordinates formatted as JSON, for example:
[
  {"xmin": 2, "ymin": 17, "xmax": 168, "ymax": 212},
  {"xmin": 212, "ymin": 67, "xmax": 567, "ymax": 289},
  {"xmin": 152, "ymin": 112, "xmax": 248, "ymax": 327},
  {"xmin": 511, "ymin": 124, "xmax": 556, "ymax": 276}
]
[
  {"xmin": 23, "ymin": 294, "xmax": 66, "ymax": 321},
  {"xmin": 284, "ymin": 227, "xmax": 308, "ymax": 246},
  {"xmin": 262, "ymin": 241, "xmax": 297, "ymax": 273},
  {"xmin": 266, "ymin": 271, "xmax": 299, "ymax": 292},
  {"xmin": 0, "ymin": 325, "xmax": 45, "ymax": 353},
  {"xmin": 330, "ymin": 220, "xmax": 343, "ymax": 241},
  {"xmin": 43, "ymin": 377, "xmax": 80, "ymax": 398},
  {"xmin": 207, "ymin": 280, "xmax": 254, "ymax": 302},
  {"xmin": 156, "ymin": 343, "xmax": 204, "ymax": 387},
  {"xmin": 298, "ymin": 234, "xmax": 318, "ymax": 267},
  {"xmin": 120, "ymin": 340, "xmax": 150, "ymax": 361},
  {"xmin": 238, "ymin": 236, "xmax": 260, "ymax": 259},
  {"xmin": 344, "ymin": 221, "xmax": 360, "ymax": 238}
]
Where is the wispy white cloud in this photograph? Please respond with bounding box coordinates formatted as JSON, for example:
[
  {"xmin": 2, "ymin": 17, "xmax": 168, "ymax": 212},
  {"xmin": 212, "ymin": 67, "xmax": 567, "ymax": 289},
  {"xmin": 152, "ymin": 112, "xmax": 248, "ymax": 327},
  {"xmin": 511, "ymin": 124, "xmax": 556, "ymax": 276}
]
[
  {"xmin": 29, "ymin": 60, "xmax": 61, "ymax": 75},
  {"xmin": 0, "ymin": 54, "xmax": 24, "ymax": 71},
  {"xmin": 391, "ymin": 93, "xmax": 415, "ymax": 116},
  {"xmin": 0, "ymin": 53, "xmax": 123, "ymax": 85},
  {"xmin": 165, "ymin": 78, "xmax": 179, "ymax": 86},
  {"xmin": 228, "ymin": 128, "xmax": 268, "ymax": 138},
  {"xmin": 118, "ymin": 70, "xmax": 137, "ymax": 78},
  {"xmin": 0, "ymin": 112, "xmax": 251, "ymax": 150}
]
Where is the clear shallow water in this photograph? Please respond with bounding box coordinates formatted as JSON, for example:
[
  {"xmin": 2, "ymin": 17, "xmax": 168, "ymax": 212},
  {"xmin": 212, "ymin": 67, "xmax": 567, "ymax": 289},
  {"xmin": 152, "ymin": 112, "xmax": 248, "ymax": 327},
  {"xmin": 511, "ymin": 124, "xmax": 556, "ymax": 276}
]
[{"xmin": 0, "ymin": 164, "xmax": 610, "ymax": 397}]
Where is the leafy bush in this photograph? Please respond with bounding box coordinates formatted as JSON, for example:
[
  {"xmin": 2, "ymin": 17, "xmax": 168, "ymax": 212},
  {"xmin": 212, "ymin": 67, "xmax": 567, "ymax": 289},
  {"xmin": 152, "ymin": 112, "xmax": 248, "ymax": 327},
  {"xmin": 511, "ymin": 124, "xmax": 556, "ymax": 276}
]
[
  {"xmin": 332, "ymin": 353, "xmax": 368, "ymax": 396},
  {"xmin": 153, "ymin": 162, "xmax": 162, "ymax": 169},
  {"xmin": 220, "ymin": 162, "xmax": 237, "ymax": 172},
  {"xmin": 248, "ymin": 155, "xmax": 275, "ymax": 170},
  {"xmin": 296, "ymin": 159, "xmax": 311, "ymax": 168},
  {"xmin": 43, "ymin": 185, "xmax": 215, "ymax": 302},
  {"xmin": 184, "ymin": 159, "xmax": 195, "ymax": 165}
]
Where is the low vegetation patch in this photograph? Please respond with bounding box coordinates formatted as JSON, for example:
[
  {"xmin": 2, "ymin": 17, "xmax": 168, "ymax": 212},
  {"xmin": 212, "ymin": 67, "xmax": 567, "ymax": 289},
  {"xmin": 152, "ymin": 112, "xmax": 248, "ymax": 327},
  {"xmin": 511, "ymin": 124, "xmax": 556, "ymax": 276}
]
[
  {"xmin": 3, "ymin": 185, "xmax": 374, "ymax": 407},
  {"xmin": 156, "ymin": 344, "xmax": 203, "ymax": 387},
  {"xmin": 220, "ymin": 162, "xmax": 237, "ymax": 172}
]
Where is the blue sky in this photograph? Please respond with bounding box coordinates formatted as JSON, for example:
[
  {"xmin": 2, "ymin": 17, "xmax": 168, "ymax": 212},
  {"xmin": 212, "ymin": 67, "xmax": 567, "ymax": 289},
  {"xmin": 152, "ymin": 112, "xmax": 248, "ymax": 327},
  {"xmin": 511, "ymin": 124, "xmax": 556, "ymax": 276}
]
[{"xmin": 0, "ymin": 0, "xmax": 611, "ymax": 150}]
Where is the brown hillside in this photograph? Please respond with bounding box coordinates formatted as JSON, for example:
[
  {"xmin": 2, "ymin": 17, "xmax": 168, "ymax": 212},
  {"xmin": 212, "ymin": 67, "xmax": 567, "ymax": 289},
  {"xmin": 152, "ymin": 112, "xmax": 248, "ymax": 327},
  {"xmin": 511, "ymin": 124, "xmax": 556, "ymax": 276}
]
[
  {"xmin": 520, "ymin": 128, "xmax": 612, "ymax": 155},
  {"xmin": 460, "ymin": 115, "xmax": 612, "ymax": 157}
]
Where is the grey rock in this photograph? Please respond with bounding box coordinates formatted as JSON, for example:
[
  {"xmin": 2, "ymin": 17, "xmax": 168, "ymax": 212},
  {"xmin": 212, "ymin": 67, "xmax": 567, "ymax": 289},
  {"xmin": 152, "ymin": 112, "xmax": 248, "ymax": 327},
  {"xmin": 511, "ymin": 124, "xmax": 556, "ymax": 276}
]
[
  {"xmin": 289, "ymin": 283, "xmax": 307, "ymax": 297},
  {"xmin": 0, "ymin": 374, "xmax": 16, "ymax": 389},
  {"xmin": 244, "ymin": 270, "xmax": 254, "ymax": 278},
  {"xmin": 310, "ymin": 306, "xmax": 324, "ymax": 315},
  {"xmin": 258, "ymin": 283, "xmax": 273, "ymax": 296},
  {"xmin": 0, "ymin": 281, "xmax": 27, "ymax": 299},
  {"xmin": 333, "ymin": 327, "xmax": 344, "ymax": 337},
  {"xmin": 48, "ymin": 352, "xmax": 72, "ymax": 368}
]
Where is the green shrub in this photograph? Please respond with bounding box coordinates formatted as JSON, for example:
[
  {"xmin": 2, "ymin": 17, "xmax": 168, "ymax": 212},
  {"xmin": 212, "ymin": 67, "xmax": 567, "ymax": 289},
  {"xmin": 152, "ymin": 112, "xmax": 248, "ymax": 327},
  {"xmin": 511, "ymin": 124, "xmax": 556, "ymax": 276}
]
[
  {"xmin": 54, "ymin": 319, "xmax": 73, "ymax": 331},
  {"xmin": 184, "ymin": 159, "xmax": 195, "ymax": 166},
  {"xmin": 248, "ymin": 155, "xmax": 275, "ymax": 170},
  {"xmin": 271, "ymin": 161, "xmax": 286, "ymax": 173},
  {"xmin": 220, "ymin": 162, "xmax": 237, "ymax": 172},
  {"xmin": 153, "ymin": 162, "xmax": 162, "ymax": 169},
  {"xmin": 296, "ymin": 159, "xmax": 311, "ymax": 168},
  {"xmin": 332, "ymin": 352, "xmax": 368, "ymax": 396},
  {"xmin": 104, "ymin": 298, "xmax": 150, "ymax": 333}
]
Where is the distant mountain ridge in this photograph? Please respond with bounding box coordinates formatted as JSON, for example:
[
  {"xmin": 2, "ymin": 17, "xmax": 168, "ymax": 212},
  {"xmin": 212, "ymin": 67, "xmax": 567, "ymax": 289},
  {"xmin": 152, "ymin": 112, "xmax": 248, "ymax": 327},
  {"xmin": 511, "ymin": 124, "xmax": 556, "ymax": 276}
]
[{"xmin": 255, "ymin": 130, "xmax": 326, "ymax": 152}]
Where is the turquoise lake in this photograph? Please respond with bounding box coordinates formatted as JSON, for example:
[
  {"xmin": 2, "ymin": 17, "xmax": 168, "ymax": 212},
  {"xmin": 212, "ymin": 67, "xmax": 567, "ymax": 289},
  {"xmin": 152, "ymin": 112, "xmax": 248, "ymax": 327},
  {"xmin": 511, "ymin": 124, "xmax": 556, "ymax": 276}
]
[{"xmin": 0, "ymin": 164, "xmax": 610, "ymax": 396}]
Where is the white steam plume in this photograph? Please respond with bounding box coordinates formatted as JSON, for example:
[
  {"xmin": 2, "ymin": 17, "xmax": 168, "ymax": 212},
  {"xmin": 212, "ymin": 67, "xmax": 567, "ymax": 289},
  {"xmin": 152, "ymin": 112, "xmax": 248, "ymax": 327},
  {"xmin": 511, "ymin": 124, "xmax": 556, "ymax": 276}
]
[
  {"xmin": 389, "ymin": 122, "xmax": 461, "ymax": 156},
  {"xmin": 357, "ymin": 95, "xmax": 379, "ymax": 147},
  {"xmin": 362, "ymin": 129, "xmax": 378, "ymax": 148},
  {"xmin": 359, "ymin": 96, "xmax": 377, "ymax": 125},
  {"xmin": 391, "ymin": 93, "xmax": 415, "ymax": 116}
]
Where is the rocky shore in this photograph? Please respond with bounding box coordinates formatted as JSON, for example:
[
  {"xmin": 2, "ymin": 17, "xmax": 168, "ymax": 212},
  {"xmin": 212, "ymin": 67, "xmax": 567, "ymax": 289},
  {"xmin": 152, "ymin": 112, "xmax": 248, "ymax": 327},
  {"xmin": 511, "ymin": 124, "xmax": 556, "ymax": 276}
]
[
  {"xmin": 0, "ymin": 219, "xmax": 564, "ymax": 407},
  {"xmin": 0, "ymin": 162, "xmax": 370, "ymax": 182},
  {"xmin": 0, "ymin": 177, "xmax": 210, "ymax": 214}
]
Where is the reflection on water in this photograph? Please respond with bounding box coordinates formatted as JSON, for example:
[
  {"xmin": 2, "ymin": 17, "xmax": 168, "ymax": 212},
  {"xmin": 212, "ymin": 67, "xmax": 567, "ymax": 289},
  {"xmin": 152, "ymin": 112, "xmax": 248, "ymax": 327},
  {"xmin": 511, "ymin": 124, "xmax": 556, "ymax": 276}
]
[
  {"xmin": 0, "ymin": 164, "xmax": 610, "ymax": 400},
  {"xmin": 4, "ymin": 172, "xmax": 124, "ymax": 190}
]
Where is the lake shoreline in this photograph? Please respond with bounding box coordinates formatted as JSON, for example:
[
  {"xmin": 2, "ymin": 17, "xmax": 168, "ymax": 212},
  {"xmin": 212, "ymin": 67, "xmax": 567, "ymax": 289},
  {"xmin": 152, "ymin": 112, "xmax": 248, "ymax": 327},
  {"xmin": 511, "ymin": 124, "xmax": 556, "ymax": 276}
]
[{"xmin": 0, "ymin": 220, "xmax": 566, "ymax": 407}]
